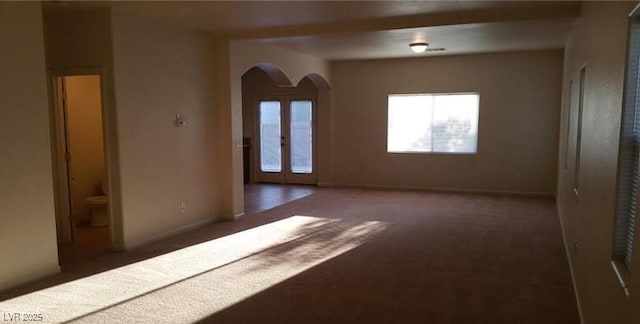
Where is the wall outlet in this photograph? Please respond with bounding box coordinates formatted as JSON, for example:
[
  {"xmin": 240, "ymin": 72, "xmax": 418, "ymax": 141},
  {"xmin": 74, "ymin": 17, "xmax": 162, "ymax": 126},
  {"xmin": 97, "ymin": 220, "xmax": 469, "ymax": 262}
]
[{"xmin": 180, "ymin": 202, "xmax": 187, "ymax": 213}]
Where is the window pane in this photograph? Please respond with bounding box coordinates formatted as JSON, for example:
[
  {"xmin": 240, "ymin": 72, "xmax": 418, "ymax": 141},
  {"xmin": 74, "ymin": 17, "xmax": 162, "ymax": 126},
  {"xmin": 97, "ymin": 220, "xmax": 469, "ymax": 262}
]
[
  {"xmin": 290, "ymin": 100, "xmax": 313, "ymax": 174},
  {"xmin": 432, "ymin": 94, "xmax": 479, "ymax": 153},
  {"xmin": 260, "ymin": 101, "xmax": 281, "ymax": 172},
  {"xmin": 387, "ymin": 95, "xmax": 433, "ymax": 152},
  {"xmin": 387, "ymin": 93, "xmax": 479, "ymax": 153}
]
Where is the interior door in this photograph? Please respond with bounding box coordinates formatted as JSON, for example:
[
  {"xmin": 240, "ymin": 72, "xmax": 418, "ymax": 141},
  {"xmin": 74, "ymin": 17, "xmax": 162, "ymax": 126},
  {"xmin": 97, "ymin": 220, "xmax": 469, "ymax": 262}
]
[{"xmin": 256, "ymin": 97, "xmax": 316, "ymax": 184}]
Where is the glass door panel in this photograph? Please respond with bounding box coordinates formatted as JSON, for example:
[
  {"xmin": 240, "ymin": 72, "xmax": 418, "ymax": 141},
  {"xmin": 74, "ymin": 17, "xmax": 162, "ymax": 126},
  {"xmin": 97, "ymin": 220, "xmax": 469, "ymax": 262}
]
[
  {"xmin": 290, "ymin": 100, "xmax": 313, "ymax": 174},
  {"xmin": 255, "ymin": 97, "xmax": 316, "ymax": 185},
  {"xmin": 259, "ymin": 101, "xmax": 282, "ymax": 172}
]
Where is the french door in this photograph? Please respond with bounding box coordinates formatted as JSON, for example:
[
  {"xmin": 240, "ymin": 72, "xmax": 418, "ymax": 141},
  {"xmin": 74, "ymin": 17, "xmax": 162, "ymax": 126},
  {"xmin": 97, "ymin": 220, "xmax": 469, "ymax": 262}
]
[{"xmin": 256, "ymin": 96, "xmax": 316, "ymax": 184}]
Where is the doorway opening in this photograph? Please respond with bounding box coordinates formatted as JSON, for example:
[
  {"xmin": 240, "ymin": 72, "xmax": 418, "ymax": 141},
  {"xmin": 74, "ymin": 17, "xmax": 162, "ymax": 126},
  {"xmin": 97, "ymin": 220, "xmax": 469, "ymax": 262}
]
[
  {"xmin": 241, "ymin": 65, "xmax": 329, "ymax": 215},
  {"xmin": 242, "ymin": 66, "xmax": 322, "ymax": 185},
  {"xmin": 51, "ymin": 73, "xmax": 111, "ymax": 265}
]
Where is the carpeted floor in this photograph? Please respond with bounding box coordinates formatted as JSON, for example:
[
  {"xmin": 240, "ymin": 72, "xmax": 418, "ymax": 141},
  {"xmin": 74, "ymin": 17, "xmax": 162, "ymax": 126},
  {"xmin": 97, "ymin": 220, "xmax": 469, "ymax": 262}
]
[{"xmin": 0, "ymin": 188, "xmax": 579, "ymax": 324}]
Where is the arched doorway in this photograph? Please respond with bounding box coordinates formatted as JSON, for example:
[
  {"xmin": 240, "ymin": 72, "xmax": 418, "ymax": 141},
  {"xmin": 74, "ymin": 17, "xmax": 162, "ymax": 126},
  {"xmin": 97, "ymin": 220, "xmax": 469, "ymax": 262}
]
[
  {"xmin": 241, "ymin": 64, "xmax": 330, "ymax": 214},
  {"xmin": 242, "ymin": 65, "xmax": 329, "ymax": 185}
]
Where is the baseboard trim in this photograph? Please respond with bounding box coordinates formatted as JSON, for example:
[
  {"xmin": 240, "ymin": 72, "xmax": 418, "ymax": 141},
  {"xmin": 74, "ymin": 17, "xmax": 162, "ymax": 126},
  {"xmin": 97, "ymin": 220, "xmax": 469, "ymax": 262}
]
[
  {"xmin": 333, "ymin": 183, "xmax": 555, "ymax": 198},
  {"xmin": 126, "ymin": 217, "xmax": 217, "ymax": 251},
  {"xmin": 0, "ymin": 264, "xmax": 61, "ymax": 293},
  {"xmin": 316, "ymin": 182, "xmax": 333, "ymax": 187},
  {"xmin": 556, "ymin": 202, "xmax": 585, "ymax": 324}
]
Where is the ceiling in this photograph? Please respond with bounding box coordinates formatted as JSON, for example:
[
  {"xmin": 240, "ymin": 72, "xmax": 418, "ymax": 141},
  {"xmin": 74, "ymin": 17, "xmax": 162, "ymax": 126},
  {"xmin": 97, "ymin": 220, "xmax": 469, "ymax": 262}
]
[
  {"xmin": 43, "ymin": 1, "xmax": 580, "ymax": 60},
  {"xmin": 258, "ymin": 19, "xmax": 574, "ymax": 60}
]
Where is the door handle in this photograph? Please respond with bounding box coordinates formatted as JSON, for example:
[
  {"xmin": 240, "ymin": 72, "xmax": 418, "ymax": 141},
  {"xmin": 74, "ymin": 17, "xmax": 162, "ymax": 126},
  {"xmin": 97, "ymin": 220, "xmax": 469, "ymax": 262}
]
[{"xmin": 281, "ymin": 136, "xmax": 285, "ymax": 147}]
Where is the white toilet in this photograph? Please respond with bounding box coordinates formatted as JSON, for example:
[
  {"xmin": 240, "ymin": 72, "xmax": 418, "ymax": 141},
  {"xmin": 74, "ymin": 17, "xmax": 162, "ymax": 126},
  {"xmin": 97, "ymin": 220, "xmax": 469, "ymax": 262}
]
[{"xmin": 86, "ymin": 182, "xmax": 108, "ymax": 227}]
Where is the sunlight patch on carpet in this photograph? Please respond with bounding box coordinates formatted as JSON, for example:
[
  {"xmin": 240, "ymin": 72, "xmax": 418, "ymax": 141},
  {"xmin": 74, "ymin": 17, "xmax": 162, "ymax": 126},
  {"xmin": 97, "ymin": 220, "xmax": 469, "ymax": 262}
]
[{"xmin": 0, "ymin": 216, "xmax": 386, "ymax": 323}]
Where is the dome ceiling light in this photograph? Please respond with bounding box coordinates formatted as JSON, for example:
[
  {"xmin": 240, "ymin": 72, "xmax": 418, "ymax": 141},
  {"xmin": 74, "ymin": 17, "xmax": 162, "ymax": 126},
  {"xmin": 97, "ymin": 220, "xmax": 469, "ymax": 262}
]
[{"xmin": 409, "ymin": 42, "xmax": 429, "ymax": 53}]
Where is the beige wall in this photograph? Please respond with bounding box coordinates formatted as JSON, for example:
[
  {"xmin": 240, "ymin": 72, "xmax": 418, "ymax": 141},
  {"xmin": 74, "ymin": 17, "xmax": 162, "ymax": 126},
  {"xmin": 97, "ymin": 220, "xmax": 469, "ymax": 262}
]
[
  {"xmin": 226, "ymin": 40, "xmax": 332, "ymax": 217},
  {"xmin": 0, "ymin": 2, "xmax": 60, "ymax": 291},
  {"xmin": 65, "ymin": 75, "xmax": 106, "ymax": 220},
  {"xmin": 111, "ymin": 11, "xmax": 220, "ymax": 249},
  {"xmin": 45, "ymin": 8, "xmax": 226, "ymax": 251},
  {"xmin": 556, "ymin": 2, "xmax": 640, "ymax": 323},
  {"xmin": 331, "ymin": 50, "xmax": 563, "ymax": 195},
  {"xmin": 44, "ymin": 9, "xmax": 112, "ymax": 69},
  {"xmin": 231, "ymin": 40, "xmax": 331, "ymax": 92}
]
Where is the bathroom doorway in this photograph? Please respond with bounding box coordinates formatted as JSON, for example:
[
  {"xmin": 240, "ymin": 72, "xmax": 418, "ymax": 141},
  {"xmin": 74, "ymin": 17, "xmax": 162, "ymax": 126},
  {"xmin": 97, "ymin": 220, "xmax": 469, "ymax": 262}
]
[{"xmin": 51, "ymin": 73, "xmax": 111, "ymax": 264}]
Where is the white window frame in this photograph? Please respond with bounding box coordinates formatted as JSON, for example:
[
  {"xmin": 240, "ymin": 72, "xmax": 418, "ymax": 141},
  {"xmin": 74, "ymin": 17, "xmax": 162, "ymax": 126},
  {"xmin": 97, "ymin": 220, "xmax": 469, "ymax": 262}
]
[{"xmin": 386, "ymin": 92, "xmax": 480, "ymax": 155}]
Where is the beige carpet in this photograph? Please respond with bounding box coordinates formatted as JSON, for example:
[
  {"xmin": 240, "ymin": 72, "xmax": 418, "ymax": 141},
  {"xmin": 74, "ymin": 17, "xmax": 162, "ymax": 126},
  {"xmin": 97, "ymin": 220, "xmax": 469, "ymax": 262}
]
[
  {"xmin": 0, "ymin": 188, "xmax": 579, "ymax": 323},
  {"xmin": 1, "ymin": 216, "xmax": 385, "ymax": 323}
]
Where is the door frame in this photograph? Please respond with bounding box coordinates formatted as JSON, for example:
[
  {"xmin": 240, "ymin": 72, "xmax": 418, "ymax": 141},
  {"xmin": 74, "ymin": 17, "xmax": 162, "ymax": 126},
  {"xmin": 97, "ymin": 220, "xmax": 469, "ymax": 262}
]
[
  {"xmin": 285, "ymin": 95, "xmax": 317, "ymax": 184},
  {"xmin": 252, "ymin": 92, "xmax": 318, "ymax": 185},
  {"xmin": 47, "ymin": 67, "xmax": 121, "ymax": 249}
]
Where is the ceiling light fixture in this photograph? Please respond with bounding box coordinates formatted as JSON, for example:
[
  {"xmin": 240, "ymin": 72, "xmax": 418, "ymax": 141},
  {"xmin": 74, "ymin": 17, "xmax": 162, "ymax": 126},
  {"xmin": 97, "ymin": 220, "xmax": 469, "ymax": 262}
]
[{"xmin": 409, "ymin": 42, "xmax": 429, "ymax": 53}]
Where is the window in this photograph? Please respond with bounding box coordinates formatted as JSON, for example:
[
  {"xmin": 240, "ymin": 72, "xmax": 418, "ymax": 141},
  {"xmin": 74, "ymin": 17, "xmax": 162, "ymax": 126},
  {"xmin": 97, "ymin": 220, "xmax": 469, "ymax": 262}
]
[
  {"xmin": 574, "ymin": 67, "xmax": 586, "ymax": 193},
  {"xmin": 259, "ymin": 101, "xmax": 282, "ymax": 172},
  {"xmin": 290, "ymin": 100, "xmax": 313, "ymax": 174},
  {"xmin": 387, "ymin": 93, "xmax": 479, "ymax": 153},
  {"xmin": 612, "ymin": 13, "xmax": 640, "ymax": 295}
]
